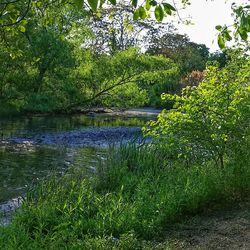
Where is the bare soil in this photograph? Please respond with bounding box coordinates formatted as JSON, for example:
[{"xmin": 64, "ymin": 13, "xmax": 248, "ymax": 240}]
[{"xmin": 164, "ymin": 199, "xmax": 250, "ymax": 250}]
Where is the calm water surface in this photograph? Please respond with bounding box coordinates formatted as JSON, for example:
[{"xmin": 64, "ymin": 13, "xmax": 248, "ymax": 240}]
[{"xmin": 0, "ymin": 114, "xmax": 151, "ymax": 204}]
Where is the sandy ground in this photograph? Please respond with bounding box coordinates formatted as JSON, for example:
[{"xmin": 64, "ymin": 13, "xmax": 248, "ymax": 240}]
[{"xmin": 162, "ymin": 199, "xmax": 250, "ymax": 250}]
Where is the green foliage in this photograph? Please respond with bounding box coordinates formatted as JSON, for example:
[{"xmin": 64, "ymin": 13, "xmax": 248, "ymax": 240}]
[
  {"xmin": 99, "ymin": 83, "xmax": 149, "ymax": 108},
  {"xmin": 208, "ymin": 51, "xmax": 227, "ymax": 68},
  {"xmin": 1, "ymin": 0, "xmax": 247, "ymax": 115},
  {"xmin": 0, "ymin": 144, "xmax": 249, "ymax": 248},
  {"xmin": 75, "ymin": 0, "xmax": 249, "ymax": 48},
  {"xmin": 145, "ymin": 56, "xmax": 250, "ymax": 167},
  {"xmin": 0, "ymin": 1, "xmax": 93, "ymax": 114},
  {"xmin": 217, "ymin": 3, "xmax": 250, "ymax": 48},
  {"xmin": 146, "ymin": 32, "xmax": 210, "ymax": 75},
  {"xmin": 1, "ymin": 1, "xmax": 249, "ymax": 50},
  {"xmin": 73, "ymin": 48, "xmax": 180, "ymax": 108},
  {"xmin": 154, "ymin": 5, "xmax": 164, "ymax": 22},
  {"xmin": 0, "ymin": 103, "xmax": 22, "ymax": 118}
]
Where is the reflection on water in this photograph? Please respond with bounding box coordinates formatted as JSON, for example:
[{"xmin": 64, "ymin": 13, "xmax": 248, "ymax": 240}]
[
  {"xmin": 0, "ymin": 114, "xmax": 149, "ymax": 138},
  {"xmin": 0, "ymin": 144, "xmax": 105, "ymax": 203},
  {"xmin": 0, "ymin": 114, "xmax": 151, "ymax": 204}
]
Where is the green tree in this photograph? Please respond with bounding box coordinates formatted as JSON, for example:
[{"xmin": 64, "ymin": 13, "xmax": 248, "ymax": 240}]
[
  {"xmin": 146, "ymin": 32, "xmax": 209, "ymax": 75},
  {"xmin": 0, "ymin": 1, "xmax": 91, "ymax": 112},
  {"xmin": 208, "ymin": 51, "xmax": 227, "ymax": 68},
  {"xmin": 2, "ymin": 1, "xmax": 249, "ymax": 49},
  {"xmin": 71, "ymin": 48, "xmax": 180, "ymax": 108}
]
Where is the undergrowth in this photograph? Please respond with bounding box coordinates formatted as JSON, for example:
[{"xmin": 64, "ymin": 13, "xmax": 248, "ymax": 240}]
[{"xmin": 0, "ymin": 144, "xmax": 249, "ymax": 249}]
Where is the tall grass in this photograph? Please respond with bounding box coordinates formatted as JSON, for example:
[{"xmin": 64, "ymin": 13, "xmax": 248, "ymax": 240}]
[{"xmin": 0, "ymin": 144, "xmax": 249, "ymax": 249}]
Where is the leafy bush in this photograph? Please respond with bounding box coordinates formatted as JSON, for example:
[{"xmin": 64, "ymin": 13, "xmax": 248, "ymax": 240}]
[{"xmin": 144, "ymin": 58, "xmax": 250, "ymax": 167}]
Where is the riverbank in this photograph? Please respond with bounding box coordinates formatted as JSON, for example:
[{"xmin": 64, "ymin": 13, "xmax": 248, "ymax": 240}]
[
  {"xmin": 1, "ymin": 144, "xmax": 249, "ymax": 249},
  {"xmin": 0, "ymin": 106, "xmax": 162, "ymax": 120},
  {"xmin": 70, "ymin": 107, "xmax": 162, "ymax": 117},
  {"xmin": 0, "ymin": 113, "xmax": 156, "ymax": 225}
]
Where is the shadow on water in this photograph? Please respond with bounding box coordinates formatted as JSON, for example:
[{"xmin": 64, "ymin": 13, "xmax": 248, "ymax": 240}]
[{"xmin": 0, "ymin": 114, "xmax": 153, "ymax": 223}]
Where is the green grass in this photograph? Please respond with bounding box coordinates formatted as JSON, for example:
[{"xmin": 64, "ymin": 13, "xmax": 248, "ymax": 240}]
[{"xmin": 0, "ymin": 144, "xmax": 249, "ymax": 249}]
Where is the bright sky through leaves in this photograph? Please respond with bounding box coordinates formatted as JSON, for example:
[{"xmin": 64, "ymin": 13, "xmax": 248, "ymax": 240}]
[{"xmin": 175, "ymin": 0, "xmax": 247, "ymax": 52}]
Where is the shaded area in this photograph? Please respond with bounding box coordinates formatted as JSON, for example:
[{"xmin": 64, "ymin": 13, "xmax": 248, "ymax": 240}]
[
  {"xmin": 165, "ymin": 200, "xmax": 250, "ymax": 249},
  {"xmin": 0, "ymin": 113, "xmax": 151, "ymax": 138},
  {"xmin": 0, "ymin": 144, "xmax": 70, "ymax": 203}
]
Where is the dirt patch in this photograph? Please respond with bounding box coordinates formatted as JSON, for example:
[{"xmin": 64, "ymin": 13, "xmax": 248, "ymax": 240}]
[{"xmin": 165, "ymin": 200, "xmax": 250, "ymax": 250}]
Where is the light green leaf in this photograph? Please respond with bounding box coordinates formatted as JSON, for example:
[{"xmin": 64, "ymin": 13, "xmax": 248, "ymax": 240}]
[
  {"xmin": 155, "ymin": 5, "xmax": 164, "ymax": 22},
  {"xmin": 19, "ymin": 26, "xmax": 26, "ymax": 33},
  {"xmin": 20, "ymin": 20, "xmax": 28, "ymax": 26},
  {"xmin": 218, "ymin": 35, "xmax": 225, "ymax": 49}
]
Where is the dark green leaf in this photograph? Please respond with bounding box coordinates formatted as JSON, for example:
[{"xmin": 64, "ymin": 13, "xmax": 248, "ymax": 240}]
[
  {"xmin": 223, "ymin": 31, "xmax": 232, "ymax": 41},
  {"xmin": 74, "ymin": 0, "xmax": 83, "ymax": 9},
  {"xmin": 246, "ymin": 17, "xmax": 250, "ymax": 31},
  {"xmin": 150, "ymin": 0, "xmax": 157, "ymax": 7},
  {"xmin": 215, "ymin": 25, "xmax": 222, "ymax": 31},
  {"xmin": 109, "ymin": 0, "xmax": 116, "ymax": 5},
  {"xmin": 87, "ymin": 0, "xmax": 98, "ymax": 11},
  {"xmin": 163, "ymin": 3, "xmax": 176, "ymax": 11},
  {"xmin": 238, "ymin": 28, "xmax": 248, "ymax": 41},
  {"xmin": 132, "ymin": 0, "xmax": 138, "ymax": 8},
  {"xmin": 138, "ymin": 6, "xmax": 147, "ymax": 19},
  {"xmin": 240, "ymin": 14, "xmax": 247, "ymax": 26},
  {"xmin": 163, "ymin": 4, "xmax": 171, "ymax": 15}
]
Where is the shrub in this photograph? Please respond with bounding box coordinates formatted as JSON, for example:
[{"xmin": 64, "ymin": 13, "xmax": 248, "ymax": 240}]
[{"xmin": 144, "ymin": 58, "xmax": 250, "ymax": 167}]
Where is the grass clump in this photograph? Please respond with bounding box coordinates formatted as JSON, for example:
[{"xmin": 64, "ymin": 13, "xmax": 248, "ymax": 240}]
[{"xmin": 0, "ymin": 144, "xmax": 249, "ymax": 249}]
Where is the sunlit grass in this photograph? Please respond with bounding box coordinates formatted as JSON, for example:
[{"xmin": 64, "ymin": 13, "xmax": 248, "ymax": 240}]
[{"xmin": 0, "ymin": 144, "xmax": 249, "ymax": 249}]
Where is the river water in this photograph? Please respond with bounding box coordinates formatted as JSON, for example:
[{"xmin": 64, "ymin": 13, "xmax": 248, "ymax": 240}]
[{"xmin": 0, "ymin": 112, "xmax": 156, "ymax": 223}]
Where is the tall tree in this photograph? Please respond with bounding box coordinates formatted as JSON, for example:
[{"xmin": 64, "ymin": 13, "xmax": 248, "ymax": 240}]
[
  {"xmin": 146, "ymin": 31, "xmax": 209, "ymax": 75},
  {"xmin": 87, "ymin": 3, "xmax": 174, "ymax": 54}
]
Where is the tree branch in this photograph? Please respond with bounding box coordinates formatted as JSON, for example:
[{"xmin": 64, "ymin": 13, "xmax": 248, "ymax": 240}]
[{"xmin": 0, "ymin": 0, "xmax": 31, "ymax": 28}]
